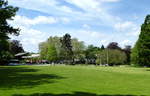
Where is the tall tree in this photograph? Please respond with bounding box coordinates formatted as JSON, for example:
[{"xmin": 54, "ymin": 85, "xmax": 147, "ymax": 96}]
[
  {"xmin": 131, "ymin": 15, "xmax": 150, "ymax": 66},
  {"xmin": 60, "ymin": 33, "xmax": 73, "ymax": 64},
  {"xmin": 0, "ymin": 0, "xmax": 20, "ymax": 64}
]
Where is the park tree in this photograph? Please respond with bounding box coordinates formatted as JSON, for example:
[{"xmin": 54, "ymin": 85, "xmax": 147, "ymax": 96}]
[
  {"xmin": 47, "ymin": 36, "xmax": 62, "ymax": 62},
  {"xmin": 39, "ymin": 35, "xmax": 86, "ymax": 64},
  {"xmin": 0, "ymin": 0, "xmax": 20, "ymax": 64},
  {"xmin": 123, "ymin": 45, "xmax": 131, "ymax": 64},
  {"xmin": 107, "ymin": 42, "xmax": 121, "ymax": 50},
  {"xmin": 60, "ymin": 33, "xmax": 73, "ymax": 64},
  {"xmin": 131, "ymin": 15, "xmax": 150, "ymax": 66},
  {"xmin": 9, "ymin": 40, "xmax": 24, "ymax": 55},
  {"xmin": 101, "ymin": 45, "xmax": 105, "ymax": 50},
  {"xmin": 39, "ymin": 42, "xmax": 48, "ymax": 60},
  {"xmin": 46, "ymin": 44, "xmax": 57, "ymax": 62},
  {"xmin": 39, "ymin": 36, "xmax": 62, "ymax": 61},
  {"xmin": 131, "ymin": 41, "xmax": 139, "ymax": 65},
  {"xmin": 72, "ymin": 38, "xmax": 86, "ymax": 63},
  {"xmin": 96, "ymin": 49, "xmax": 127, "ymax": 66},
  {"xmin": 85, "ymin": 45, "xmax": 100, "ymax": 64}
]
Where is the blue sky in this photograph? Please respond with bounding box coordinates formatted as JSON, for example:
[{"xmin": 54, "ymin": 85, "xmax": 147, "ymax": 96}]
[{"xmin": 8, "ymin": 0, "xmax": 150, "ymax": 52}]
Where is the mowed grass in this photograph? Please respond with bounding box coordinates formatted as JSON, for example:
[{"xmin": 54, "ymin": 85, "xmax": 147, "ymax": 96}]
[{"xmin": 0, "ymin": 65, "xmax": 150, "ymax": 96}]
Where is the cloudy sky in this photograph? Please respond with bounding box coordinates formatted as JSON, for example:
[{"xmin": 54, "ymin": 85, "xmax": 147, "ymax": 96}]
[{"xmin": 8, "ymin": 0, "xmax": 150, "ymax": 52}]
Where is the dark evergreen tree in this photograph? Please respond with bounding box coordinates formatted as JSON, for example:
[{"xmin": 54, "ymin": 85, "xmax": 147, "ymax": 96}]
[
  {"xmin": 101, "ymin": 45, "xmax": 105, "ymax": 50},
  {"xmin": 131, "ymin": 15, "xmax": 150, "ymax": 66},
  {"xmin": 60, "ymin": 33, "xmax": 73, "ymax": 64}
]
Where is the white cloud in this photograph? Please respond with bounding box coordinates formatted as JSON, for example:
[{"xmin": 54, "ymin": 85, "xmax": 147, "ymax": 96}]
[
  {"xmin": 10, "ymin": 15, "xmax": 57, "ymax": 26},
  {"xmin": 114, "ymin": 21, "xmax": 141, "ymax": 37},
  {"xmin": 65, "ymin": 0, "xmax": 101, "ymax": 12},
  {"xmin": 83, "ymin": 24, "xmax": 90, "ymax": 29},
  {"xmin": 10, "ymin": 26, "xmax": 48, "ymax": 52},
  {"xmin": 101, "ymin": 0, "xmax": 120, "ymax": 2},
  {"xmin": 114, "ymin": 21, "xmax": 133, "ymax": 31},
  {"xmin": 9, "ymin": 0, "xmax": 121, "ymax": 26},
  {"xmin": 60, "ymin": 17, "xmax": 70, "ymax": 24},
  {"xmin": 60, "ymin": 6, "xmax": 73, "ymax": 13},
  {"xmin": 120, "ymin": 40, "xmax": 132, "ymax": 46},
  {"xmin": 126, "ymin": 27, "xmax": 140, "ymax": 36},
  {"xmin": 9, "ymin": 0, "xmax": 140, "ymax": 51}
]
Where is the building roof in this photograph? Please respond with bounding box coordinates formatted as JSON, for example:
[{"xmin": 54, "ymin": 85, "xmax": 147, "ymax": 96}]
[
  {"xmin": 22, "ymin": 54, "xmax": 40, "ymax": 58},
  {"xmin": 15, "ymin": 53, "xmax": 28, "ymax": 57}
]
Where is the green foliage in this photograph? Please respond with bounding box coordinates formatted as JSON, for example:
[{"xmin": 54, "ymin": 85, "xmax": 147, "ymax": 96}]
[
  {"xmin": 60, "ymin": 33, "xmax": 73, "ymax": 62},
  {"xmin": 39, "ymin": 42, "xmax": 48, "ymax": 60},
  {"xmin": 0, "ymin": 0, "xmax": 19, "ymax": 64},
  {"xmin": 84, "ymin": 45, "xmax": 96, "ymax": 64},
  {"xmin": 96, "ymin": 49, "xmax": 127, "ymax": 65},
  {"xmin": 131, "ymin": 41, "xmax": 139, "ymax": 66},
  {"xmin": 131, "ymin": 15, "xmax": 150, "ymax": 66},
  {"xmin": 72, "ymin": 38, "xmax": 86, "ymax": 62},
  {"xmin": 39, "ymin": 36, "xmax": 61, "ymax": 61},
  {"xmin": 9, "ymin": 40, "xmax": 24, "ymax": 55},
  {"xmin": 39, "ymin": 36, "xmax": 86, "ymax": 64},
  {"xmin": 46, "ymin": 44, "xmax": 57, "ymax": 61},
  {"xmin": 101, "ymin": 45, "xmax": 105, "ymax": 50},
  {"xmin": 123, "ymin": 45, "xmax": 131, "ymax": 64},
  {"xmin": 0, "ymin": 51, "xmax": 12, "ymax": 65}
]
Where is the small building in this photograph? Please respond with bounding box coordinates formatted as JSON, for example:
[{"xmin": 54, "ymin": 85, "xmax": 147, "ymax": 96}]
[{"xmin": 22, "ymin": 54, "xmax": 40, "ymax": 64}]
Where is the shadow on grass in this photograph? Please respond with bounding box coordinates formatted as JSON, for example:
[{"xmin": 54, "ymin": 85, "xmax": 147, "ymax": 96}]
[
  {"xmin": 0, "ymin": 66, "xmax": 65, "ymax": 90},
  {"xmin": 13, "ymin": 92, "xmax": 146, "ymax": 96}
]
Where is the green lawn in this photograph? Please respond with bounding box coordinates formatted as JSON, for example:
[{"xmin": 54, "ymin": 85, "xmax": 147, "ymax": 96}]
[{"xmin": 0, "ymin": 65, "xmax": 150, "ymax": 96}]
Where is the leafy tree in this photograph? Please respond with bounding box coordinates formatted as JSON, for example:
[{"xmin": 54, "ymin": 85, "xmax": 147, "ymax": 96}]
[
  {"xmin": 72, "ymin": 38, "xmax": 86, "ymax": 63},
  {"xmin": 107, "ymin": 42, "xmax": 121, "ymax": 50},
  {"xmin": 10, "ymin": 40, "xmax": 24, "ymax": 55},
  {"xmin": 96, "ymin": 49, "xmax": 127, "ymax": 66},
  {"xmin": 0, "ymin": 0, "xmax": 20, "ymax": 64},
  {"xmin": 39, "ymin": 36, "xmax": 61, "ymax": 61},
  {"xmin": 47, "ymin": 36, "xmax": 62, "ymax": 60},
  {"xmin": 46, "ymin": 44, "xmax": 57, "ymax": 62},
  {"xmin": 39, "ymin": 42, "xmax": 48, "ymax": 60},
  {"xmin": 96, "ymin": 50, "xmax": 107, "ymax": 65},
  {"xmin": 85, "ymin": 45, "xmax": 100, "ymax": 64},
  {"xmin": 131, "ymin": 15, "xmax": 150, "ymax": 66}
]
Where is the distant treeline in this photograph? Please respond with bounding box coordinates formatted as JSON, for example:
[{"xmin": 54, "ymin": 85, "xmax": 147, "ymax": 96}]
[{"xmin": 39, "ymin": 34, "xmax": 131, "ymax": 66}]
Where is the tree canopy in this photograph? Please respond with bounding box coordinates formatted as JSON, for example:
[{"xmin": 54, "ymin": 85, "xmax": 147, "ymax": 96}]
[
  {"xmin": 0, "ymin": 0, "xmax": 20, "ymax": 64},
  {"xmin": 131, "ymin": 15, "xmax": 150, "ymax": 66}
]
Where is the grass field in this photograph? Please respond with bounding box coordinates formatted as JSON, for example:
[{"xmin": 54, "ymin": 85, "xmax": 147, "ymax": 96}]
[{"xmin": 0, "ymin": 65, "xmax": 150, "ymax": 96}]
